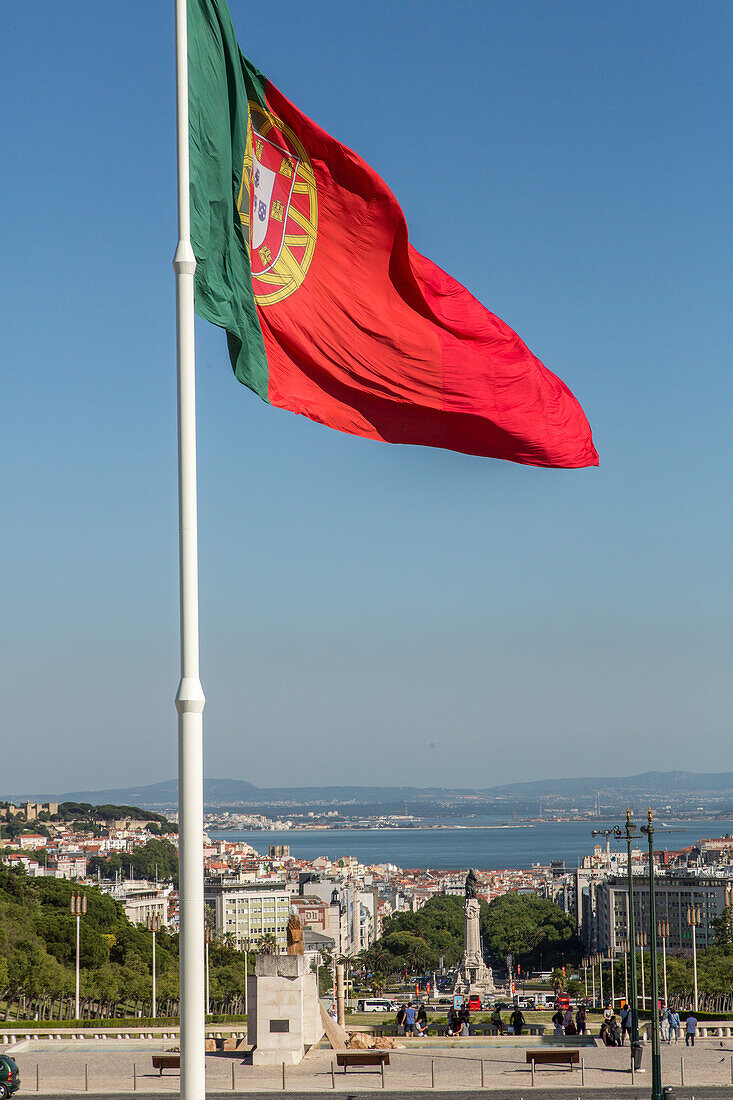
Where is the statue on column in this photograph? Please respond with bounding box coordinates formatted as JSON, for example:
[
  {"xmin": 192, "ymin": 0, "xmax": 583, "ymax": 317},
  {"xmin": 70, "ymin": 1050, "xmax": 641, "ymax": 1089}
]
[{"xmin": 453, "ymin": 868, "xmax": 494, "ymax": 996}]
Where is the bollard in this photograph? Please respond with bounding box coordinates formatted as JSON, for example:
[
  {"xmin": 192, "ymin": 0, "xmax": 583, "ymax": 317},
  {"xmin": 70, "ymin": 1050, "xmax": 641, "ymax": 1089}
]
[
  {"xmin": 631, "ymin": 1058, "xmax": 635, "ymax": 1085},
  {"xmin": 331, "ymin": 1061, "xmax": 335, "ymax": 1089},
  {"xmin": 431, "ymin": 1058, "xmax": 435, "ymax": 1087},
  {"xmin": 531, "ymin": 1058, "xmax": 535, "ymax": 1087},
  {"xmin": 85, "ymin": 1063, "xmax": 88, "ymax": 1091},
  {"xmin": 581, "ymin": 1057, "xmax": 585, "ymax": 1086},
  {"xmin": 232, "ymin": 1061, "xmax": 236, "ymax": 1091},
  {"xmin": 133, "ymin": 1062, "xmax": 137, "ymax": 1091},
  {"xmin": 680, "ymin": 1056, "xmax": 684, "ymax": 1086},
  {"xmin": 381, "ymin": 1058, "xmax": 385, "ymax": 1088},
  {"xmin": 36, "ymin": 1064, "xmax": 39, "ymax": 1093},
  {"xmin": 481, "ymin": 1059, "xmax": 485, "ymax": 1087},
  {"xmin": 282, "ymin": 1061, "xmax": 286, "ymax": 1090}
]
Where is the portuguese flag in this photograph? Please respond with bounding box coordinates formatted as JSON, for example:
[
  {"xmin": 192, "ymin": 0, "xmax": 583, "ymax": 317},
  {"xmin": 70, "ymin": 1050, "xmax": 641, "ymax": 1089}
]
[{"xmin": 188, "ymin": 0, "xmax": 597, "ymax": 467}]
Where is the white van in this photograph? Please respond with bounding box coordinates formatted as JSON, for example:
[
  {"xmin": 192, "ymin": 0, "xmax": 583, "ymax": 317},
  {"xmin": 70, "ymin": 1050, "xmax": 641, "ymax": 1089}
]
[{"xmin": 357, "ymin": 998, "xmax": 399, "ymax": 1013}]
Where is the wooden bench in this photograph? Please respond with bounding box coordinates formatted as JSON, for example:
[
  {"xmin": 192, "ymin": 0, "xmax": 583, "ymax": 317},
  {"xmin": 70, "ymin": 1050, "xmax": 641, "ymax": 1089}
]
[
  {"xmin": 152, "ymin": 1054, "xmax": 180, "ymax": 1076},
  {"xmin": 336, "ymin": 1051, "xmax": 390, "ymax": 1073},
  {"xmin": 526, "ymin": 1049, "xmax": 579, "ymax": 1070}
]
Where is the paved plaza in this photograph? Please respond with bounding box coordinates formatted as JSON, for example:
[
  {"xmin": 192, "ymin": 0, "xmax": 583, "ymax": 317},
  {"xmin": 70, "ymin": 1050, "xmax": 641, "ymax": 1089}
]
[{"xmin": 8, "ymin": 1035, "xmax": 733, "ymax": 1095}]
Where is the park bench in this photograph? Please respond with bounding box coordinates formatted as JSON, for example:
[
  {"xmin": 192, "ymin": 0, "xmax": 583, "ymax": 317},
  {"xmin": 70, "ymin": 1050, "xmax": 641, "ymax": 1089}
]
[
  {"xmin": 152, "ymin": 1053, "xmax": 180, "ymax": 1075},
  {"xmin": 526, "ymin": 1049, "xmax": 579, "ymax": 1071},
  {"xmin": 336, "ymin": 1051, "xmax": 391, "ymax": 1073}
]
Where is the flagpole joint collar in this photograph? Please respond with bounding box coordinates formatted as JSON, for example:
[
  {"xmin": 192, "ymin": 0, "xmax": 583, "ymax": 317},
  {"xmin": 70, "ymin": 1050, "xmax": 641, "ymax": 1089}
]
[
  {"xmin": 173, "ymin": 240, "xmax": 197, "ymax": 276},
  {"xmin": 175, "ymin": 676, "xmax": 206, "ymax": 714}
]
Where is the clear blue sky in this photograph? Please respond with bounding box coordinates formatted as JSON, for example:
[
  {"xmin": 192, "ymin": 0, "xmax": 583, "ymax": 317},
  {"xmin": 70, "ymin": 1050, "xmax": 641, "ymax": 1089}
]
[{"xmin": 3, "ymin": 1, "xmax": 732, "ymax": 796}]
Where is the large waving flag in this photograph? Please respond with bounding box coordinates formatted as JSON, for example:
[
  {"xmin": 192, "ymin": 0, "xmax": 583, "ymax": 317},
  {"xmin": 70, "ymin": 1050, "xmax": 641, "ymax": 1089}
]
[{"xmin": 188, "ymin": 0, "xmax": 597, "ymax": 467}]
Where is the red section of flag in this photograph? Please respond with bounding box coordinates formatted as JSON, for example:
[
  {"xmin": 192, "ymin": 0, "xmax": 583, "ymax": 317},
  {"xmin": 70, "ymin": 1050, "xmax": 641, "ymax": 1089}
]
[{"xmin": 255, "ymin": 79, "xmax": 597, "ymax": 468}]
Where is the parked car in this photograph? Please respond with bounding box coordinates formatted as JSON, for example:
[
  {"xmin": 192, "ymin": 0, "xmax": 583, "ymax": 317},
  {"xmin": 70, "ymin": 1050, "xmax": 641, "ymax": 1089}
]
[
  {"xmin": 357, "ymin": 998, "xmax": 399, "ymax": 1012},
  {"xmin": 0, "ymin": 1054, "xmax": 20, "ymax": 1098}
]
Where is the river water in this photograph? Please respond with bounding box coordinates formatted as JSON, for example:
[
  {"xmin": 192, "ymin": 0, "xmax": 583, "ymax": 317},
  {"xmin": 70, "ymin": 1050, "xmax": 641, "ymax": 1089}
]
[{"xmin": 207, "ymin": 818, "xmax": 733, "ymax": 870}]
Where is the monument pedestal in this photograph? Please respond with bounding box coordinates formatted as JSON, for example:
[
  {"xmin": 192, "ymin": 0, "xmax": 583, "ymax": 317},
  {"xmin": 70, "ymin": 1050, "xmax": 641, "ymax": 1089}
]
[{"xmin": 247, "ymin": 954, "xmax": 322, "ymax": 1065}]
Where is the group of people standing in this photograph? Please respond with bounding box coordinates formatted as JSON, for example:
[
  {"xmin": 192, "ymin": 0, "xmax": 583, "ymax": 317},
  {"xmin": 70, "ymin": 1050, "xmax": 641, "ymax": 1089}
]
[
  {"xmin": 551, "ymin": 1005, "xmax": 588, "ymax": 1036},
  {"xmin": 592, "ymin": 1001, "xmax": 697, "ymax": 1047},
  {"xmin": 395, "ymin": 1002, "xmax": 429, "ymax": 1036}
]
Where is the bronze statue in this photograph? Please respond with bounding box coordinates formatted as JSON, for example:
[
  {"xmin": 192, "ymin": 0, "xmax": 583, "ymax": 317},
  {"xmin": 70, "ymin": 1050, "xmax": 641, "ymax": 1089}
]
[
  {"xmin": 286, "ymin": 913, "xmax": 304, "ymax": 955},
  {"xmin": 465, "ymin": 868, "xmax": 478, "ymax": 899}
]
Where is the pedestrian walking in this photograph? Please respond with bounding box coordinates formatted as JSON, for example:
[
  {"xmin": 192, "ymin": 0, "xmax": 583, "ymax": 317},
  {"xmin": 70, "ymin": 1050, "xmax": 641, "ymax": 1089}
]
[
  {"xmin": 404, "ymin": 1002, "xmax": 416, "ymax": 1036},
  {"xmin": 576, "ymin": 1004, "xmax": 587, "ymax": 1035},
  {"xmin": 619, "ymin": 1002, "xmax": 631, "ymax": 1046},
  {"xmin": 685, "ymin": 1012, "xmax": 697, "ymax": 1047},
  {"xmin": 510, "ymin": 1006, "xmax": 525, "ymax": 1036},
  {"xmin": 660, "ymin": 1004, "xmax": 669, "ymax": 1043},
  {"xmin": 668, "ymin": 1008, "xmax": 680, "ymax": 1043}
]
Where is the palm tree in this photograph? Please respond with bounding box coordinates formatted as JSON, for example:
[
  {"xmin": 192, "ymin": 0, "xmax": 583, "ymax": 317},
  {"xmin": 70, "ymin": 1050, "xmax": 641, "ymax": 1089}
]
[
  {"xmin": 406, "ymin": 938, "xmax": 429, "ymax": 975},
  {"xmin": 551, "ymin": 968, "xmax": 567, "ymax": 993},
  {"xmin": 337, "ymin": 953, "xmax": 356, "ymax": 1002}
]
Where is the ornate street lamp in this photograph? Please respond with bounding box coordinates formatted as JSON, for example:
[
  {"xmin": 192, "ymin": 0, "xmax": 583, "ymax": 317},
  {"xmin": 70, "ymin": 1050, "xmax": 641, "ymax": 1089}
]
[
  {"xmin": 594, "ymin": 812, "xmax": 642, "ymax": 1071},
  {"xmin": 657, "ymin": 919, "xmax": 669, "ymax": 1008},
  {"xmin": 641, "ymin": 808, "xmax": 663, "ymax": 1100},
  {"xmin": 618, "ymin": 933, "xmax": 629, "ymax": 1004},
  {"xmin": 70, "ymin": 893, "xmax": 87, "ymax": 1020},
  {"xmin": 686, "ymin": 906, "xmax": 700, "ymax": 1012},
  {"xmin": 147, "ymin": 915, "xmax": 162, "ymax": 1018},
  {"xmin": 205, "ymin": 928, "xmax": 216, "ymax": 1017},
  {"xmin": 637, "ymin": 929, "xmax": 648, "ymax": 1011}
]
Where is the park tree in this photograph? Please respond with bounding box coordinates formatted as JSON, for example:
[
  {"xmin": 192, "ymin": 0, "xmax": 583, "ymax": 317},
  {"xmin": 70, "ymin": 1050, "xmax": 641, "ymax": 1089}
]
[{"xmin": 484, "ymin": 893, "xmax": 581, "ymax": 970}]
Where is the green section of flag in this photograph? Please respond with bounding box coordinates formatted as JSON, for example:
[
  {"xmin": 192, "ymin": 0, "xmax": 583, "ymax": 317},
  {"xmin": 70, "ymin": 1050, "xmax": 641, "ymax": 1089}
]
[{"xmin": 188, "ymin": 0, "xmax": 269, "ymax": 400}]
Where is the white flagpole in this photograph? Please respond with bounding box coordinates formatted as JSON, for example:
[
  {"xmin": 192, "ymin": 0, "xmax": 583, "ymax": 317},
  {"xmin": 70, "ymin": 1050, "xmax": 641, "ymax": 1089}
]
[{"xmin": 173, "ymin": 1, "xmax": 206, "ymax": 1098}]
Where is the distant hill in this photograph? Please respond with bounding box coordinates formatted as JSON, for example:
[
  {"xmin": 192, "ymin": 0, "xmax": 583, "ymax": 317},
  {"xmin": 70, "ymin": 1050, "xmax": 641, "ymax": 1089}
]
[
  {"xmin": 54, "ymin": 770, "xmax": 733, "ymax": 810},
  {"xmin": 485, "ymin": 771, "xmax": 733, "ymax": 797},
  {"xmin": 61, "ymin": 779, "xmax": 477, "ymax": 806}
]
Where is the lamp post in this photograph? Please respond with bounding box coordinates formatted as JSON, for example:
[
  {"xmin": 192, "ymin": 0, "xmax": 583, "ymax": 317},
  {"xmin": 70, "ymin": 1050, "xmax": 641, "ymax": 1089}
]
[
  {"xmin": 658, "ymin": 919, "xmax": 669, "ymax": 1008},
  {"xmin": 583, "ymin": 956, "xmax": 588, "ymax": 999},
  {"xmin": 637, "ymin": 930, "xmax": 647, "ymax": 1011},
  {"xmin": 687, "ymin": 906, "xmax": 700, "ymax": 1012},
  {"xmin": 591, "ymin": 955, "xmax": 596, "ymax": 1006},
  {"xmin": 610, "ymin": 951, "xmax": 615, "ymax": 1010},
  {"xmin": 641, "ymin": 808, "xmax": 663, "ymax": 1100},
  {"xmin": 147, "ymin": 915, "xmax": 161, "ymax": 1019},
  {"xmin": 70, "ymin": 893, "xmax": 87, "ymax": 1020},
  {"xmin": 205, "ymin": 928, "xmax": 215, "ymax": 1018},
  {"xmin": 597, "ymin": 952, "xmax": 604, "ymax": 1008},
  {"xmin": 619, "ymin": 934, "xmax": 629, "ymax": 1004},
  {"xmin": 243, "ymin": 938, "xmax": 249, "ymax": 1018},
  {"xmin": 597, "ymin": 811, "xmax": 642, "ymax": 1071}
]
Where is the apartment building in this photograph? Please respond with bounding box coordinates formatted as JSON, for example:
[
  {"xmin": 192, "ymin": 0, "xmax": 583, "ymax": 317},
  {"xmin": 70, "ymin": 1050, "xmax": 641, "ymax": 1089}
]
[{"xmin": 204, "ymin": 875, "xmax": 290, "ymax": 951}]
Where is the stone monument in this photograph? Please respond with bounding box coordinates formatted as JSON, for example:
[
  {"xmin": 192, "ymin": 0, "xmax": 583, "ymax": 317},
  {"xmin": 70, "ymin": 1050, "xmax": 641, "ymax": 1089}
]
[
  {"xmin": 247, "ymin": 952, "xmax": 322, "ymax": 1065},
  {"xmin": 454, "ymin": 869, "xmax": 495, "ymax": 998}
]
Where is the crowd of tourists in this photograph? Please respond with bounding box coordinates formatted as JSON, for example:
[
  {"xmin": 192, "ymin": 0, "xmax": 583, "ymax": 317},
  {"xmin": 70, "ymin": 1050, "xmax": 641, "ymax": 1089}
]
[
  {"xmin": 563, "ymin": 1003, "xmax": 695, "ymax": 1042},
  {"xmin": 389, "ymin": 997, "xmax": 699, "ymax": 1045}
]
